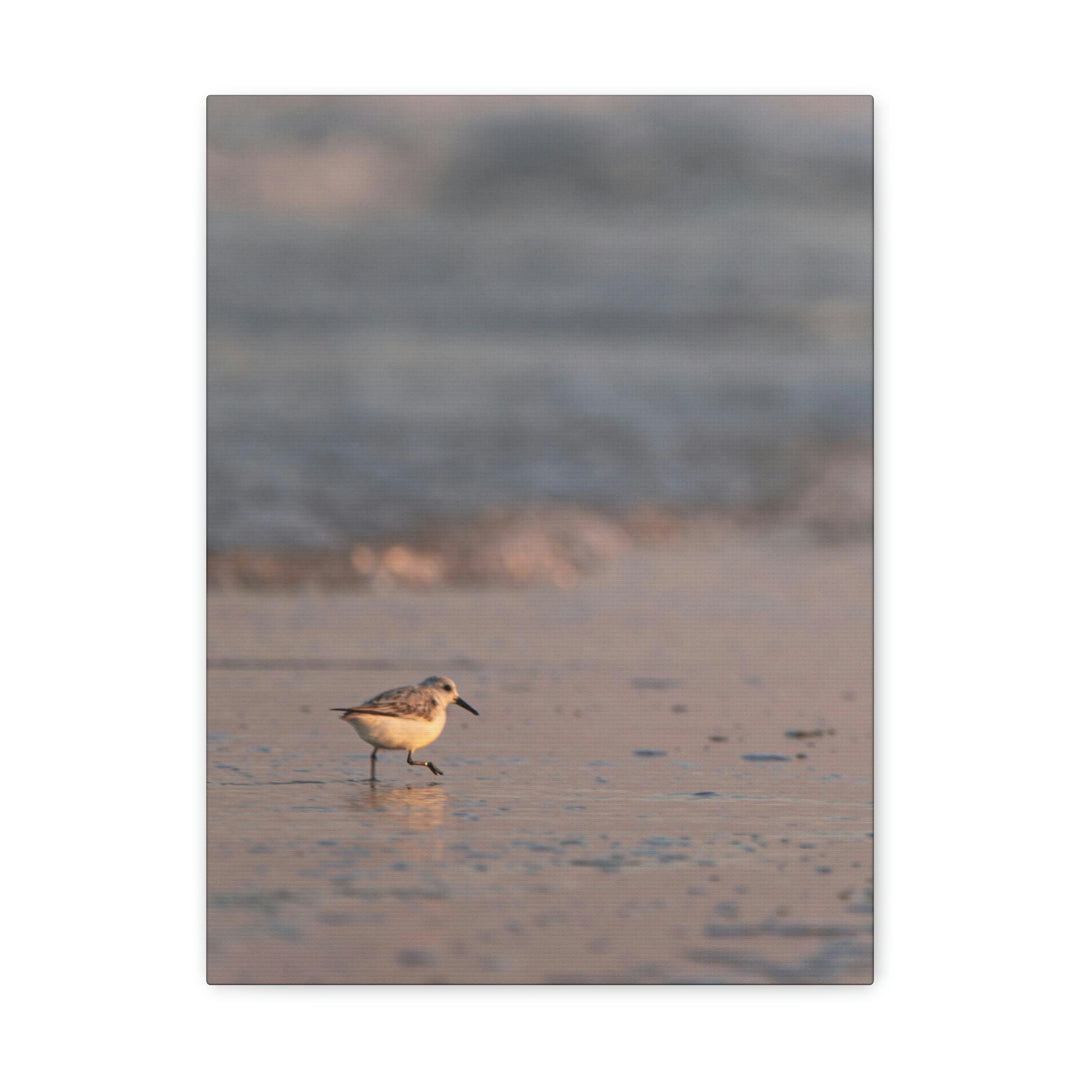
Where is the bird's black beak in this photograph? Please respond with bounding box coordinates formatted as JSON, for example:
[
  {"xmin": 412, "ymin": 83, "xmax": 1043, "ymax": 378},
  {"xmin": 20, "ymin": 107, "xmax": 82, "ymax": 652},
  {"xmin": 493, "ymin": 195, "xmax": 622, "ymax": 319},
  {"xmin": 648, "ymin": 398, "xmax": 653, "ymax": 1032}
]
[{"xmin": 455, "ymin": 697, "xmax": 479, "ymax": 715}]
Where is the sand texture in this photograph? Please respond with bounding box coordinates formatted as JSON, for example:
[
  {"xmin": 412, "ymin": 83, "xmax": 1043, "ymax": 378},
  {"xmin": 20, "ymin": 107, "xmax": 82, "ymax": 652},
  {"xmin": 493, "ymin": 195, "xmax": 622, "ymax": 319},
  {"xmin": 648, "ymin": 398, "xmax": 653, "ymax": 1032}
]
[{"xmin": 207, "ymin": 530, "xmax": 872, "ymax": 983}]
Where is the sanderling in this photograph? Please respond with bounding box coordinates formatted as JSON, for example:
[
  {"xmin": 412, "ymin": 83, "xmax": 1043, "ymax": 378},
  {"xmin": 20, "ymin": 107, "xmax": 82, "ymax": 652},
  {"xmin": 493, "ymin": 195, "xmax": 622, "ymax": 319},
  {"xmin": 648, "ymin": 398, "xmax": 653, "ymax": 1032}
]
[{"xmin": 333, "ymin": 675, "xmax": 478, "ymax": 780}]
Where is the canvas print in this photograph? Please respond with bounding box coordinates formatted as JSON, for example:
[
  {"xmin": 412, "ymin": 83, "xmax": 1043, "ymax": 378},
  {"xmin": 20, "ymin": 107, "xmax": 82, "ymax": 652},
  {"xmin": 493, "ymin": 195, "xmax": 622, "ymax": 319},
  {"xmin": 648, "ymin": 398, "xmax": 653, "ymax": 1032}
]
[{"xmin": 206, "ymin": 95, "xmax": 873, "ymax": 984}]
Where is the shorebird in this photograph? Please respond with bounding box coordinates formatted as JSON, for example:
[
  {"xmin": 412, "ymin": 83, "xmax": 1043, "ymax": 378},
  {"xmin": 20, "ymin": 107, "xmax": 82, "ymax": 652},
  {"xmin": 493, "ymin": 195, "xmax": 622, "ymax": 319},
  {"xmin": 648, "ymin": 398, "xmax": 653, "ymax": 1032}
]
[{"xmin": 333, "ymin": 675, "xmax": 478, "ymax": 780}]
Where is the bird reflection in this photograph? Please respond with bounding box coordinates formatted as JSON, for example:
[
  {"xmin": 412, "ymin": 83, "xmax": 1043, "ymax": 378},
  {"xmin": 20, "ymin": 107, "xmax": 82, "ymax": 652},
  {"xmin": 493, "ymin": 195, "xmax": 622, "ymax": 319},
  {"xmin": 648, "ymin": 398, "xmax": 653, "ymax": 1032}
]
[{"xmin": 347, "ymin": 783, "xmax": 447, "ymax": 831}]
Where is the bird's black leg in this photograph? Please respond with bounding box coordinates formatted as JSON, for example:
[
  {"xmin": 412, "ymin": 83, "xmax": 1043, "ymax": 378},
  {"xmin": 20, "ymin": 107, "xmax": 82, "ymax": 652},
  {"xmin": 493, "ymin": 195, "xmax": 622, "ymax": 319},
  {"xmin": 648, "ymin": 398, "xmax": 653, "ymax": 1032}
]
[
  {"xmin": 406, "ymin": 750, "xmax": 444, "ymax": 776},
  {"xmin": 370, "ymin": 747, "xmax": 378, "ymax": 782}
]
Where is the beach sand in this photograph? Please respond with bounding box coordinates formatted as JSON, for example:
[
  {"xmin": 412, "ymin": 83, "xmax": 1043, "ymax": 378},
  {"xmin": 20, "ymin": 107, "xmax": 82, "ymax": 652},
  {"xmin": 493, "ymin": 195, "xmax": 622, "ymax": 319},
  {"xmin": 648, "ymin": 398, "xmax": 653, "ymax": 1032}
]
[{"xmin": 207, "ymin": 526, "xmax": 872, "ymax": 984}]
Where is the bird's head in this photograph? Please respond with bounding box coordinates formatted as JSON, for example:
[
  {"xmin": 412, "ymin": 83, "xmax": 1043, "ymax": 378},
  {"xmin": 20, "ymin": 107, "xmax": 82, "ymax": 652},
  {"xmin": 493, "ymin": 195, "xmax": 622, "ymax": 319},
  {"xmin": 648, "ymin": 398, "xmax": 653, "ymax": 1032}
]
[{"xmin": 421, "ymin": 675, "xmax": 479, "ymax": 715}]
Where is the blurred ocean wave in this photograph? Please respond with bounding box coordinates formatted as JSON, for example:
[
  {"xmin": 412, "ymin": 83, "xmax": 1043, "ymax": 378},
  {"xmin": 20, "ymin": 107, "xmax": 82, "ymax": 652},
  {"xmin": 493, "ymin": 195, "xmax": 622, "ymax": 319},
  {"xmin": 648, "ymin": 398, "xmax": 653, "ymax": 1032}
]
[{"xmin": 207, "ymin": 96, "xmax": 872, "ymax": 556}]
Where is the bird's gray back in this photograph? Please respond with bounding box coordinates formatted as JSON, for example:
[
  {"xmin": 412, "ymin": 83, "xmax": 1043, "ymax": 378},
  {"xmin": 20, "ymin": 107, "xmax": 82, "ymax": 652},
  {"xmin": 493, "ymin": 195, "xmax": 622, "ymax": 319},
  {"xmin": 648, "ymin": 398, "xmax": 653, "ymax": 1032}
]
[{"xmin": 345, "ymin": 683, "xmax": 439, "ymax": 720}]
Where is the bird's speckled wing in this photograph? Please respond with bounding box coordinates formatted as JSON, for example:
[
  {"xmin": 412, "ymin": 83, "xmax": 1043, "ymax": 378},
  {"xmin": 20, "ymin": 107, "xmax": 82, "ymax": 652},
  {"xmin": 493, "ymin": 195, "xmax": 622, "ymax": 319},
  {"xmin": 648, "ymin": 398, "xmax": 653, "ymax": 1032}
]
[{"xmin": 339, "ymin": 684, "xmax": 439, "ymax": 721}]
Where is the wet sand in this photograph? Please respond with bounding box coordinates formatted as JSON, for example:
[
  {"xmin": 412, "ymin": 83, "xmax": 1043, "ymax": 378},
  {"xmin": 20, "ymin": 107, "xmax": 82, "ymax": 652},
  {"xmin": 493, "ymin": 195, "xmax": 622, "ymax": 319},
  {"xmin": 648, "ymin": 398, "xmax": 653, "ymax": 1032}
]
[{"xmin": 207, "ymin": 528, "xmax": 872, "ymax": 983}]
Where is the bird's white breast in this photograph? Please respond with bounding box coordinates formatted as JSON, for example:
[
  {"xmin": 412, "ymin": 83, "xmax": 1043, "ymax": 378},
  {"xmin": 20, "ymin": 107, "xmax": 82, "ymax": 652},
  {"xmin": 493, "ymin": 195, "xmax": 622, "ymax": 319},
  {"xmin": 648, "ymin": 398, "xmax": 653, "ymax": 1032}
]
[{"xmin": 345, "ymin": 711, "xmax": 447, "ymax": 752}]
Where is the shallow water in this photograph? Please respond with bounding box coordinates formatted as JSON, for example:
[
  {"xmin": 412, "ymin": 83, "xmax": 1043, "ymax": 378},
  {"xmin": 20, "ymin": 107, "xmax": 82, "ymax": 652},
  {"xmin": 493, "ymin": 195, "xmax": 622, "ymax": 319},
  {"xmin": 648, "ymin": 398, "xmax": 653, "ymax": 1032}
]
[{"xmin": 206, "ymin": 535, "xmax": 873, "ymax": 983}]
